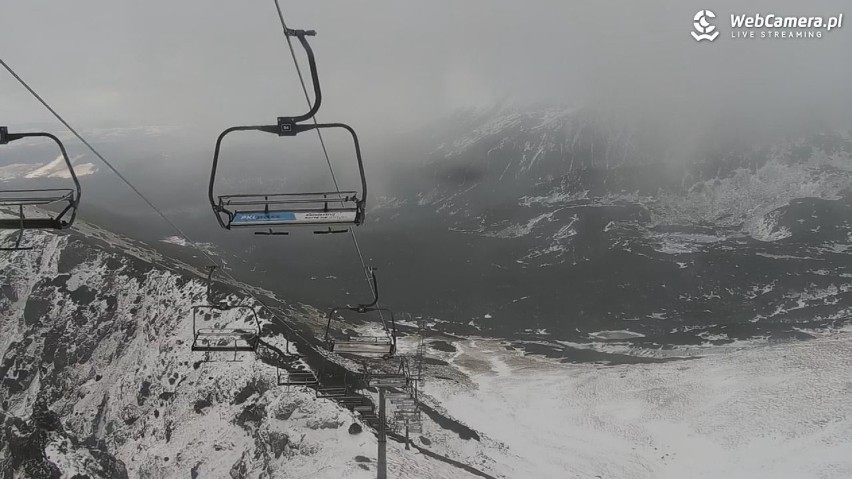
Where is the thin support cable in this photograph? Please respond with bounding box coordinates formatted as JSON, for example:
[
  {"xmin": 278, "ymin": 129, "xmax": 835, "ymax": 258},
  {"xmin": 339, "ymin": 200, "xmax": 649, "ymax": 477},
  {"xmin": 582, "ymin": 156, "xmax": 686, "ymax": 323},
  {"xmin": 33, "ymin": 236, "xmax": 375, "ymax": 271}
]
[
  {"xmin": 0, "ymin": 56, "xmax": 316, "ymax": 349},
  {"xmin": 0, "ymin": 57, "xmax": 189, "ymax": 243},
  {"xmin": 272, "ymin": 0, "xmax": 386, "ymax": 330},
  {"xmin": 273, "ymin": 0, "xmax": 341, "ymax": 193}
]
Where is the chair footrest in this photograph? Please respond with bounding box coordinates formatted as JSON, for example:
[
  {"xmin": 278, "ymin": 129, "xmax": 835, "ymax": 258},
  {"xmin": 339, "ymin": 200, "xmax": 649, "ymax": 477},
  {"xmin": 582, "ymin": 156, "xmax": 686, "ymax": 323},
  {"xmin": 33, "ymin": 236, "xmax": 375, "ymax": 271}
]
[
  {"xmin": 0, "ymin": 218, "xmax": 65, "ymax": 230},
  {"xmin": 0, "ymin": 189, "xmax": 74, "ymax": 206},
  {"xmin": 370, "ymin": 374, "xmax": 407, "ymax": 388},
  {"xmin": 333, "ymin": 341, "xmax": 394, "ymax": 356}
]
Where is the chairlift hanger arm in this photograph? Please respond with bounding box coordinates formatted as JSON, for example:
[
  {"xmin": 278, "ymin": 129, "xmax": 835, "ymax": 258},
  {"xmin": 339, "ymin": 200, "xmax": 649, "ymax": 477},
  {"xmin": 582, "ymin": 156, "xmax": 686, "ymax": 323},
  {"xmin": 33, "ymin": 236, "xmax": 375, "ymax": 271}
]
[
  {"xmin": 378, "ymin": 308, "xmax": 397, "ymax": 355},
  {"xmin": 323, "ymin": 307, "xmax": 339, "ymax": 345},
  {"xmin": 279, "ymin": 27, "xmax": 322, "ymax": 124},
  {"xmin": 356, "ymin": 268, "xmax": 379, "ymax": 311},
  {"xmin": 204, "ymin": 265, "xmax": 217, "ymax": 302}
]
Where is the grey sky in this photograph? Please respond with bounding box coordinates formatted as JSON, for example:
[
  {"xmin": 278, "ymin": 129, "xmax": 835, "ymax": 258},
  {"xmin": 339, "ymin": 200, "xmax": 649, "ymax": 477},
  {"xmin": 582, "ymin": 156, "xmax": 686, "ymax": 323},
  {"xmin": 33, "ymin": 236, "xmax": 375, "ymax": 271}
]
[{"xmin": 2, "ymin": 0, "xmax": 850, "ymax": 145}]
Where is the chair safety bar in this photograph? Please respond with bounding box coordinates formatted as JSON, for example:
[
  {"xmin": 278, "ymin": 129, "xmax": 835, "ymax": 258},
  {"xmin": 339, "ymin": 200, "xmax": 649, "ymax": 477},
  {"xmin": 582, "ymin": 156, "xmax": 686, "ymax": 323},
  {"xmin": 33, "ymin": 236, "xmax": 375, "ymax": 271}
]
[
  {"xmin": 208, "ymin": 122, "xmax": 366, "ymax": 231},
  {"xmin": 0, "ymin": 128, "xmax": 82, "ymax": 232},
  {"xmin": 207, "ymin": 27, "xmax": 367, "ymax": 232}
]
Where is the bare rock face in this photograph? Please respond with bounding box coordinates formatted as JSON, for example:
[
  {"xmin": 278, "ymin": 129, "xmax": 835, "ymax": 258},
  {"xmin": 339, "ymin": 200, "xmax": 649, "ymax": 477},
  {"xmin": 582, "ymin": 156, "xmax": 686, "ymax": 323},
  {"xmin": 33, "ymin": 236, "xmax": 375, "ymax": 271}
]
[
  {"xmin": 229, "ymin": 451, "xmax": 249, "ymax": 479},
  {"xmin": 306, "ymin": 417, "xmax": 342, "ymax": 430},
  {"xmin": 0, "ymin": 394, "xmax": 128, "ymax": 478},
  {"xmin": 266, "ymin": 430, "xmax": 290, "ymax": 458}
]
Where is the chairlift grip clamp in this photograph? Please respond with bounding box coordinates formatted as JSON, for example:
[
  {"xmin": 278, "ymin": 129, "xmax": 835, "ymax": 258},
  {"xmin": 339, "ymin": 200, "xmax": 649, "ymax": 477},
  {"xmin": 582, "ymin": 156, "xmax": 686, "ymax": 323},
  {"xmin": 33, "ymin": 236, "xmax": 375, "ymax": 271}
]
[
  {"xmin": 0, "ymin": 127, "xmax": 25, "ymax": 144},
  {"xmin": 284, "ymin": 28, "xmax": 317, "ymax": 37},
  {"xmin": 277, "ymin": 117, "xmax": 317, "ymax": 136}
]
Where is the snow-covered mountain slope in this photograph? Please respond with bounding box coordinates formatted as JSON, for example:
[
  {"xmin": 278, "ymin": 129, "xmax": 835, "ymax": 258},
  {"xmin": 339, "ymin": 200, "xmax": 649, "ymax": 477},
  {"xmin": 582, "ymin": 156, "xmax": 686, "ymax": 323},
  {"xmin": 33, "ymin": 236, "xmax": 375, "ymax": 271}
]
[
  {"xmin": 0, "ymin": 229, "xmax": 497, "ymax": 478},
  {"xmin": 2, "ymin": 220, "xmax": 850, "ymax": 478},
  {"xmin": 420, "ymin": 332, "xmax": 852, "ymax": 479},
  {"xmin": 365, "ymin": 106, "xmax": 852, "ymax": 343},
  {"xmin": 22, "ymin": 155, "xmax": 97, "ymax": 180},
  {"xmin": 0, "ymin": 155, "xmax": 97, "ymax": 181},
  {"xmin": 412, "ymin": 106, "xmax": 852, "ymax": 255}
]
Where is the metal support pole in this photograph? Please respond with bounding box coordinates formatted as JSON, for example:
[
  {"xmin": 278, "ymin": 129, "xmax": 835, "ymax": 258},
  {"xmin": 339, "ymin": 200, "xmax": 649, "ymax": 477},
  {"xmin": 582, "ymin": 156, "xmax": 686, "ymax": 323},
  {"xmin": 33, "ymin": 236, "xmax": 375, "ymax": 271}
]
[
  {"xmin": 378, "ymin": 388, "xmax": 387, "ymax": 479},
  {"xmin": 405, "ymin": 424, "xmax": 410, "ymax": 450}
]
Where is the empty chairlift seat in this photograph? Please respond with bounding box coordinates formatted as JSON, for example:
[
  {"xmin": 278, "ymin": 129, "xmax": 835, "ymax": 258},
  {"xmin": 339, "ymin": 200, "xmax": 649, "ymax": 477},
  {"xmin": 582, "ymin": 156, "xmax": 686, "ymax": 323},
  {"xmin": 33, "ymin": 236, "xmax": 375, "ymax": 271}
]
[
  {"xmin": 323, "ymin": 269, "xmax": 397, "ymax": 359},
  {"xmin": 369, "ymin": 373, "xmax": 408, "ymax": 389},
  {"xmin": 315, "ymin": 386, "xmax": 347, "ymax": 399},
  {"xmin": 191, "ymin": 304, "xmax": 261, "ymax": 353},
  {"xmin": 0, "ymin": 127, "xmax": 81, "ymax": 249},
  {"xmin": 207, "ymin": 27, "xmax": 367, "ymax": 234},
  {"xmin": 277, "ymin": 369, "xmax": 318, "ymax": 387},
  {"xmin": 331, "ymin": 334, "xmax": 396, "ymax": 358}
]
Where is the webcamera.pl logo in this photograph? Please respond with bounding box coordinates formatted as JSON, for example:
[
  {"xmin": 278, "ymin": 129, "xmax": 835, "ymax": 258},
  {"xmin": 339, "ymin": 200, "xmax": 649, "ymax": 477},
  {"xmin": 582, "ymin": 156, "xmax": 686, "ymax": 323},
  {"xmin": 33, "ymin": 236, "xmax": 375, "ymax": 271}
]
[
  {"xmin": 692, "ymin": 9, "xmax": 844, "ymax": 41},
  {"xmin": 692, "ymin": 10, "xmax": 720, "ymax": 41}
]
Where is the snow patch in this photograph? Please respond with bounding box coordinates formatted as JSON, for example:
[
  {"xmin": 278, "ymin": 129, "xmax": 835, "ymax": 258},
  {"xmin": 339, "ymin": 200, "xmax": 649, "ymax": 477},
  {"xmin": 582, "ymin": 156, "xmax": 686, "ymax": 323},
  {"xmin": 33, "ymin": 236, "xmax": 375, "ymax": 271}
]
[
  {"xmin": 24, "ymin": 154, "xmax": 96, "ymax": 179},
  {"xmin": 588, "ymin": 330, "xmax": 646, "ymax": 340},
  {"xmin": 427, "ymin": 333, "xmax": 852, "ymax": 479}
]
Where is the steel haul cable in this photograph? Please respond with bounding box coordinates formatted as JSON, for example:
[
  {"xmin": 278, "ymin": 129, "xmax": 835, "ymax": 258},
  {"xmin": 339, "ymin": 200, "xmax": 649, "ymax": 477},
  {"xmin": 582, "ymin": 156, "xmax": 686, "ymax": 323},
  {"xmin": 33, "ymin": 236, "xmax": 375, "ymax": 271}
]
[
  {"xmin": 272, "ymin": 0, "xmax": 388, "ymax": 331},
  {"xmin": 0, "ymin": 56, "xmax": 318, "ymax": 349},
  {"xmin": 2, "ymin": 1, "xmax": 389, "ymax": 345}
]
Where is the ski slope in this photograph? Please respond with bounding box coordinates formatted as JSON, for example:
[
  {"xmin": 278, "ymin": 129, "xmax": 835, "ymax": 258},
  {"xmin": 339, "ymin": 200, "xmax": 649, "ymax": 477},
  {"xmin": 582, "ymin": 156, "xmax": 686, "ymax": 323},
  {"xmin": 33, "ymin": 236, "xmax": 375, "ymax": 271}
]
[{"xmin": 423, "ymin": 333, "xmax": 852, "ymax": 478}]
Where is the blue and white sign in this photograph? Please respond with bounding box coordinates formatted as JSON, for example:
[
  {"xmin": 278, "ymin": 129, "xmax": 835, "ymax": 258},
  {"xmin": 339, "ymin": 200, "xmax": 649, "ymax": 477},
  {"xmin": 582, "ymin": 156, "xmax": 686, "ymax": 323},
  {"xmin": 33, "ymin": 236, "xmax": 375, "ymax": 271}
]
[{"xmin": 232, "ymin": 210, "xmax": 357, "ymax": 226}]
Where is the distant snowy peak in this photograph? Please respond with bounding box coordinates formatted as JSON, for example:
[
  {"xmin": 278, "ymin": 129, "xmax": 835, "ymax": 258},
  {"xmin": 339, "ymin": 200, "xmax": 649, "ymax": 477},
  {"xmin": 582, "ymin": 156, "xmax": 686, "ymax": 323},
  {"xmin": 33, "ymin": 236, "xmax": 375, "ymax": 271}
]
[
  {"xmin": 420, "ymin": 104, "xmax": 852, "ymax": 214},
  {"xmin": 0, "ymin": 154, "xmax": 97, "ymax": 181},
  {"xmin": 397, "ymin": 105, "xmax": 852, "ymax": 269},
  {"xmin": 435, "ymin": 106, "xmax": 577, "ymax": 158},
  {"xmin": 25, "ymin": 154, "xmax": 97, "ymax": 179}
]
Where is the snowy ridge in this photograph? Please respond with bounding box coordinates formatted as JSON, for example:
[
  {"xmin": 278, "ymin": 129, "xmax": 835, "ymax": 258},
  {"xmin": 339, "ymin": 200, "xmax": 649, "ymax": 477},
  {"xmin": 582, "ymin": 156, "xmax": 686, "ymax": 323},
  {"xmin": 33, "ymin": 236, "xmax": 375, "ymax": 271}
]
[
  {"xmin": 0, "ymin": 154, "xmax": 97, "ymax": 181},
  {"xmin": 411, "ymin": 106, "xmax": 852, "ymax": 264},
  {"xmin": 24, "ymin": 154, "xmax": 96, "ymax": 179},
  {"xmin": 0, "ymin": 231, "xmax": 492, "ymax": 478}
]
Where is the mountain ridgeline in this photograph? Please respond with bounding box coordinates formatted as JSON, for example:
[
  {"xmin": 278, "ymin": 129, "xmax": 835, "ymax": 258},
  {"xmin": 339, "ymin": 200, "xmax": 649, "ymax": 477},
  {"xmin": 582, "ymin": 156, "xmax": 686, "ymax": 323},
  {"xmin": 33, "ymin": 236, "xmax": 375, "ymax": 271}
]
[{"xmin": 368, "ymin": 106, "xmax": 852, "ymax": 345}]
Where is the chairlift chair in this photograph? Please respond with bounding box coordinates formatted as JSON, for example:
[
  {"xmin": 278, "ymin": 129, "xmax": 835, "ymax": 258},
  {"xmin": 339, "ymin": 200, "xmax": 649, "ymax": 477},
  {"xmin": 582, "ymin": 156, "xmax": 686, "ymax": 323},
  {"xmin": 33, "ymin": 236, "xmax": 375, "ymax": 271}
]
[
  {"xmin": 323, "ymin": 270, "xmax": 397, "ymax": 359},
  {"xmin": 0, "ymin": 127, "xmax": 81, "ymax": 250},
  {"xmin": 389, "ymin": 398, "xmax": 416, "ymax": 408},
  {"xmin": 369, "ymin": 373, "xmax": 408, "ymax": 389},
  {"xmin": 190, "ymin": 266, "xmax": 261, "ymax": 354},
  {"xmin": 191, "ymin": 304, "xmax": 261, "ymax": 353},
  {"xmin": 368, "ymin": 358, "xmax": 411, "ymax": 388},
  {"xmin": 277, "ymin": 367, "xmax": 318, "ymax": 387},
  {"xmin": 315, "ymin": 386, "xmax": 347, "ymax": 399},
  {"xmin": 272, "ymin": 344, "xmax": 318, "ymax": 387},
  {"xmin": 208, "ymin": 28, "xmax": 366, "ymax": 235}
]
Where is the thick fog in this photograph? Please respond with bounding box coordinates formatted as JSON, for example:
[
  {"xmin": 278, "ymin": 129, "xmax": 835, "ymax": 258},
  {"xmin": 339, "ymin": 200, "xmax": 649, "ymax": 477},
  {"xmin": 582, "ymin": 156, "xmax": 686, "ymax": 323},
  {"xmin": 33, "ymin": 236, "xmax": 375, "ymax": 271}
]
[{"xmin": 1, "ymin": 0, "xmax": 850, "ymax": 147}]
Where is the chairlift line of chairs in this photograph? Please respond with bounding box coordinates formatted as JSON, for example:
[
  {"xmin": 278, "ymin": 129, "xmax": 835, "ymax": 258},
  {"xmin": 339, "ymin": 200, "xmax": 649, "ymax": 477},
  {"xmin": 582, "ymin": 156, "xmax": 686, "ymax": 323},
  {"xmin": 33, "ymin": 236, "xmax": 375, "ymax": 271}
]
[
  {"xmin": 2, "ymin": 16, "xmax": 404, "ymax": 411},
  {"xmin": 0, "ymin": 127, "xmax": 81, "ymax": 251},
  {"xmin": 207, "ymin": 27, "xmax": 367, "ymax": 235}
]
